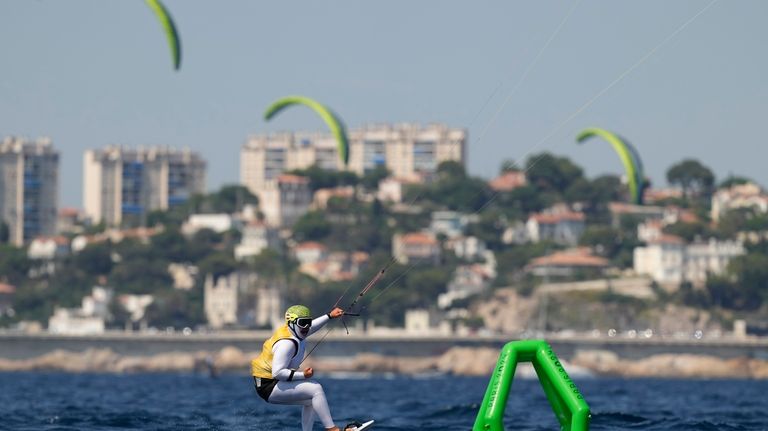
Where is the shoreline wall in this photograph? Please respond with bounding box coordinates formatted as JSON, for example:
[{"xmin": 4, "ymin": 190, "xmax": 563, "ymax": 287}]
[
  {"xmin": 2, "ymin": 346, "xmax": 768, "ymax": 379},
  {"xmin": 2, "ymin": 332, "xmax": 767, "ymax": 361}
]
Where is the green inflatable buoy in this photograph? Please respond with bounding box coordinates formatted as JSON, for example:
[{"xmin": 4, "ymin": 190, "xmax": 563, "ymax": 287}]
[{"xmin": 473, "ymin": 340, "xmax": 590, "ymax": 431}]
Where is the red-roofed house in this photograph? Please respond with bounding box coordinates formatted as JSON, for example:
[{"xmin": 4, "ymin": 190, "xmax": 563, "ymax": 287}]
[
  {"xmin": 392, "ymin": 232, "xmax": 441, "ymax": 265},
  {"xmin": 525, "ymin": 248, "xmax": 609, "ymax": 278},
  {"xmin": 489, "ymin": 171, "xmax": 527, "ymax": 192},
  {"xmin": 643, "ymin": 187, "xmax": 683, "ymax": 204}
]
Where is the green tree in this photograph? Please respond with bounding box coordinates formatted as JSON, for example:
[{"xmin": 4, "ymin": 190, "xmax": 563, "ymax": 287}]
[
  {"xmin": 145, "ymin": 289, "xmax": 205, "ymax": 329},
  {"xmin": 73, "ymin": 243, "xmax": 114, "ymax": 276},
  {"xmin": 567, "ymin": 175, "xmax": 623, "ymax": 205},
  {"xmin": 292, "ymin": 211, "xmax": 332, "ymax": 242},
  {"xmin": 0, "ymin": 245, "xmax": 32, "ymax": 284},
  {"xmin": 360, "ymin": 166, "xmax": 390, "ymax": 191},
  {"xmin": 718, "ymin": 176, "xmax": 751, "ymax": 189},
  {"xmin": 110, "ymin": 258, "xmax": 173, "ymax": 294},
  {"xmin": 406, "ymin": 267, "xmax": 453, "ymax": 301},
  {"xmin": 499, "ymin": 159, "xmax": 520, "ymax": 173},
  {"xmin": 465, "ymin": 210, "xmax": 506, "ymax": 251},
  {"xmin": 0, "ymin": 221, "xmax": 9, "ymax": 244},
  {"xmin": 525, "ymin": 152, "xmax": 584, "ymax": 194},
  {"xmin": 494, "ymin": 185, "xmax": 549, "ymax": 219},
  {"xmin": 493, "ymin": 242, "xmax": 555, "ymax": 287},
  {"xmin": 666, "ymin": 159, "xmax": 715, "ymax": 200},
  {"xmin": 11, "ymin": 281, "xmax": 55, "ymax": 323},
  {"xmin": 663, "ymin": 221, "xmax": 713, "ymax": 242},
  {"xmin": 151, "ymin": 228, "xmax": 195, "ymax": 262},
  {"xmin": 208, "ymin": 185, "xmax": 259, "ymax": 214},
  {"xmin": 705, "ymin": 249, "xmax": 768, "ymax": 311},
  {"xmin": 289, "ymin": 165, "xmax": 358, "ymax": 191},
  {"xmin": 716, "ymin": 208, "xmax": 768, "ymax": 238},
  {"xmin": 579, "ymin": 226, "xmax": 621, "ymax": 256},
  {"xmin": 197, "ymin": 252, "xmax": 238, "ymax": 281},
  {"xmin": 243, "ymin": 249, "xmax": 292, "ymax": 279},
  {"xmin": 727, "ymin": 254, "xmax": 768, "ymax": 310},
  {"xmin": 415, "ymin": 161, "xmax": 493, "ymax": 212}
]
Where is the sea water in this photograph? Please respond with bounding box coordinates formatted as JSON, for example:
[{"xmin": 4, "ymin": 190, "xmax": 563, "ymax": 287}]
[{"xmin": 0, "ymin": 372, "xmax": 766, "ymax": 430}]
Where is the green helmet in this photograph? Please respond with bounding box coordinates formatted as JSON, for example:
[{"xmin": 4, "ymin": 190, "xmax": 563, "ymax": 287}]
[{"xmin": 285, "ymin": 305, "xmax": 311, "ymax": 323}]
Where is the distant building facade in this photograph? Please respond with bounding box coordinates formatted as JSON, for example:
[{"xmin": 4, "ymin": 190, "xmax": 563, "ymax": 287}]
[
  {"xmin": 204, "ymin": 273, "xmax": 242, "ymax": 329},
  {"xmin": 429, "ymin": 211, "xmax": 478, "ymax": 239},
  {"xmin": 241, "ymin": 123, "xmax": 466, "ymax": 196},
  {"xmin": 235, "ymin": 222, "xmax": 281, "ymax": 261},
  {"xmin": 525, "ymin": 208, "xmax": 585, "ymax": 246},
  {"xmin": 259, "ymin": 174, "xmax": 312, "ymax": 227},
  {"xmin": 83, "ymin": 146, "xmax": 205, "ymax": 227},
  {"xmin": 377, "ymin": 176, "xmax": 422, "ymax": 204},
  {"xmin": 204, "ymin": 272, "xmax": 284, "ymax": 329},
  {"xmin": 634, "ymin": 237, "xmax": 745, "ymax": 287},
  {"xmin": 392, "ymin": 232, "xmax": 441, "ymax": 265},
  {"xmin": 181, "ymin": 213, "xmax": 240, "ymax": 236},
  {"xmin": 711, "ymin": 182, "xmax": 768, "ymax": 222},
  {"xmin": 0, "ymin": 136, "xmax": 59, "ymax": 246},
  {"xmin": 47, "ymin": 287, "xmax": 112, "ymax": 335}
]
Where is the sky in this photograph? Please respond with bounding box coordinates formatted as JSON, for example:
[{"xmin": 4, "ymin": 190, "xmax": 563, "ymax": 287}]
[{"xmin": 1, "ymin": 0, "xmax": 767, "ymax": 208}]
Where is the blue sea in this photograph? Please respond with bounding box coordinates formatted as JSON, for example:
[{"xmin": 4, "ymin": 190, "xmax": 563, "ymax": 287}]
[{"xmin": 0, "ymin": 372, "xmax": 766, "ymax": 430}]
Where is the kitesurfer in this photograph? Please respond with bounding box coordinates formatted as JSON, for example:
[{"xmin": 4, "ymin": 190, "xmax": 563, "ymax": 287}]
[{"xmin": 252, "ymin": 304, "xmax": 361, "ymax": 431}]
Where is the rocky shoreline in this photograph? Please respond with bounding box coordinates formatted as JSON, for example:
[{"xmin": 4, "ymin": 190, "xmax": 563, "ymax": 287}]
[{"xmin": 1, "ymin": 346, "xmax": 767, "ymax": 378}]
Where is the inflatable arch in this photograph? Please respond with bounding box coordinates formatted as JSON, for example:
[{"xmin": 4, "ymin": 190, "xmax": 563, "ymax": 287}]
[{"xmin": 473, "ymin": 340, "xmax": 590, "ymax": 431}]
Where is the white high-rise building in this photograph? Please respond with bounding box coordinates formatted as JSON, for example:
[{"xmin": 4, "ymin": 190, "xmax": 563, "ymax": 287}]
[
  {"xmin": 83, "ymin": 146, "xmax": 206, "ymax": 226},
  {"xmin": 0, "ymin": 137, "xmax": 59, "ymax": 246},
  {"xmin": 241, "ymin": 123, "xmax": 466, "ymax": 195}
]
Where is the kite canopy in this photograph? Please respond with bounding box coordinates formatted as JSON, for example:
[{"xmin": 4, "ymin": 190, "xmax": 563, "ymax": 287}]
[
  {"xmin": 145, "ymin": 0, "xmax": 182, "ymax": 70},
  {"xmin": 576, "ymin": 127, "xmax": 645, "ymax": 204},
  {"xmin": 264, "ymin": 96, "xmax": 350, "ymax": 166}
]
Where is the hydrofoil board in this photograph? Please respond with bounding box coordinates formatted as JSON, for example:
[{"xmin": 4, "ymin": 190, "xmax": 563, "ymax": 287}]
[{"xmin": 345, "ymin": 420, "xmax": 374, "ymax": 431}]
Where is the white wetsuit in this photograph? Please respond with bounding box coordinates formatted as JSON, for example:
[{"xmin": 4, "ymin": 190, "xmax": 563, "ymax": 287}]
[{"xmin": 268, "ymin": 314, "xmax": 334, "ymax": 431}]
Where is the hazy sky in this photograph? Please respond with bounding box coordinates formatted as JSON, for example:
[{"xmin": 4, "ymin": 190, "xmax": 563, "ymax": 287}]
[{"xmin": 1, "ymin": 0, "xmax": 766, "ymax": 207}]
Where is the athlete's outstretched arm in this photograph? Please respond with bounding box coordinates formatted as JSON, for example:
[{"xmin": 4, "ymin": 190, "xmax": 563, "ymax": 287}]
[
  {"xmin": 308, "ymin": 307, "xmax": 343, "ymax": 336},
  {"xmin": 307, "ymin": 314, "xmax": 330, "ymax": 336}
]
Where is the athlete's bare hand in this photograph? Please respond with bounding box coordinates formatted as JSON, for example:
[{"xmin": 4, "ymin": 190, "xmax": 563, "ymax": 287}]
[
  {"xmin": 304, "ymin": 367, "xmax": 314, "ymax": 378},
  {"xmin": 329, "ymin": 308, "xmax": 344, "ymax": 319}
]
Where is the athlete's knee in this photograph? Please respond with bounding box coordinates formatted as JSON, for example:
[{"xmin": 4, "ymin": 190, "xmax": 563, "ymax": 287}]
[{"xmin": 306, "ymin": 381, "xmax": 325, "ymax": 397}]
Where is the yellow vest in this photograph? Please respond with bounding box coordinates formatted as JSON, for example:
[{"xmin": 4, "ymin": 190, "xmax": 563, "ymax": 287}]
[{"xmin": 251, "ymin": 325, "xmax": 297, "ymax": 378}]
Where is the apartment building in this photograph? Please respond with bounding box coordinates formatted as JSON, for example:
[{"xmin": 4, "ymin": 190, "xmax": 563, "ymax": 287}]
[
  {"xmin": 0, "ymin": 136, "xmax": 59, "ymax": 246},
  {"xmin": 634, "ymin": 237, "xmax": 745, "ymax": 287},
  {"xmin": 259, "ymin": 174, "xmax": 312, "ymax": 227},
  {"xmin": 83, "ymin": 146, "xmax": 205, "ymax": 226},
  {"xmin": 241, "ymin": 123, "xmax": 466, "ymax": 195}
]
